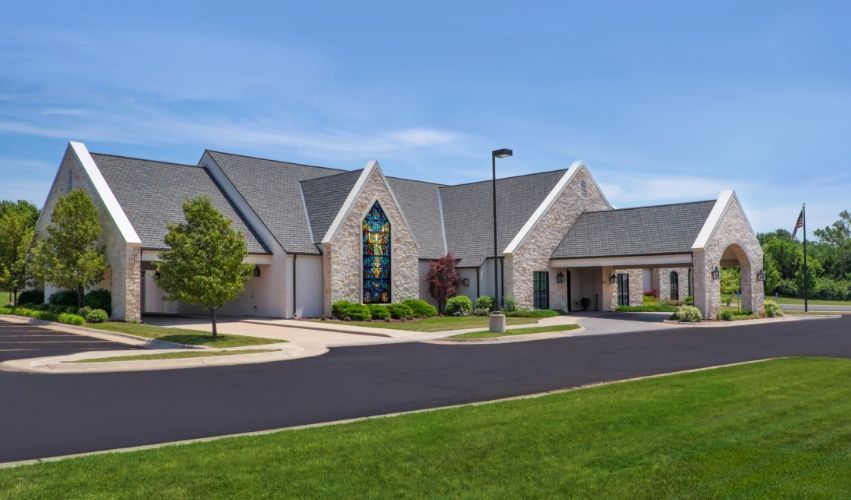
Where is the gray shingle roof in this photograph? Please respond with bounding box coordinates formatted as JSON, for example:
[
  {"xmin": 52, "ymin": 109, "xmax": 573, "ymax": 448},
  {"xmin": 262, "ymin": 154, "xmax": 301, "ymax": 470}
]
[
  {"xmin": 207, "ymin": 151, "xmax": 346, "ymax": 254},
  {"xmin": 387, "ymin": 177, "xmax": 447, "ymax": 259},
  {"xmin": 550, "ymin": 200, "xmax": 716, "ymax": 259},
  {"xmin": 300, "ymin": 169, "xmax": 364, "ymax": 243},
  {"xmin": 91, "ymin": 153, "xmax": 269, "ymax": 254},
  {"xmin": 440, "ymin": 170, "xmax": 567, "ymax": 267}
]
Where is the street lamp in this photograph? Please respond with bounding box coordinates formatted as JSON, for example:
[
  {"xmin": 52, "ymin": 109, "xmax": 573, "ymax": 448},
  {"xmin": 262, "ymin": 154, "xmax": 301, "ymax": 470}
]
[{"xmin": 492, "ymin": 148, "xmax": 512, "ymax": 311}]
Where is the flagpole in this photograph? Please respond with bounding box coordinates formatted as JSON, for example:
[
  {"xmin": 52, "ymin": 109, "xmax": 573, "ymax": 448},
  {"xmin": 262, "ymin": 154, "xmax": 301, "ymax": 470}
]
[{"xmin": 803, "ymin": 203, "xmax": 808, "ymax": 313}]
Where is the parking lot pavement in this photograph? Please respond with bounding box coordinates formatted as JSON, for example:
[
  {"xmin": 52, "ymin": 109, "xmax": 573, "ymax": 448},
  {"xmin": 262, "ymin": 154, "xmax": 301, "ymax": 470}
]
[{"xmin": 0, "ymin": 318, "xmax": 136, "ymax": 362}]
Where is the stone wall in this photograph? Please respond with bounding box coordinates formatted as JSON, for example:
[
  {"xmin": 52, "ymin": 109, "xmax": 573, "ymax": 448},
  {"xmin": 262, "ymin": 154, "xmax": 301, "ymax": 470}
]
[
  {"xmin": 651, "ymin": 267, "xmax": 691, "ymax": 302},
  {"xmin": 323, "ymin": 167, "xmax": 419, "ymax": 315},
  {"xmin": 38, "ymin": 147, "xmax": 141, "ymax": 321},
  {"xmin": 694, "ymin": 196, "xmax": 764, "ymax": 319},
  {"xmin": 605, "ymin": 268, "xmax": 644, "ymax": 309},
  {"xmin": 505, "ymin": 167, "xmax": 610, "ymax": 309}
]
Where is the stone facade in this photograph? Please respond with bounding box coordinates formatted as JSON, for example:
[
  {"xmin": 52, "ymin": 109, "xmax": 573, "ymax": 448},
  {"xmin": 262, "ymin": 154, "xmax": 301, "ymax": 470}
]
[
  {"xmin": 604, "ymin": 268, "xmax": 644, "ymax": 309},
  {"xmin": 506, "ymin": 167, "xmax": 610, "ymax": 309},
  {"xmin": 322, "ymin": 167, "xmax": 419, "ymax": 315},
  {"xmin": 37, "ymin": 147, "xmax": 141, "ymax": 321},
  {"xmin": 693, "ymin": 196, "xmax": 763, "ymax": 319},
  {"xmin": 651, "ymin": 267, "xmax": 691, "ymax": 302}
]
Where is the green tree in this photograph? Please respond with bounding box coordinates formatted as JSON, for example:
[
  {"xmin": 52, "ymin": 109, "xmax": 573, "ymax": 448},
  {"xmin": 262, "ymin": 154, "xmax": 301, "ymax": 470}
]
[
  {"xmin": 814, "ymin": 210, "xmax": 850, "ymax": 246},
  {"xmin": 795, "ymin": 254, "xmax": 823, "ymax": 295},
  {"xmin": 763, "ymin": 253, "xmax": 781, "ymax": 296},
  {"xmin": 31, "ymin": 190, "xmax": 105, "ymax": 308},
  {"xmin": 720, "ymin": 267, "xmax": 740, "ymax": 305},
  {"xmin": 0, "ymin": 201, "xmax": 39, "ymax": 306},
  {"xmin": 154, "ymin": 196, "xmax": 253, "ymax": 337}
]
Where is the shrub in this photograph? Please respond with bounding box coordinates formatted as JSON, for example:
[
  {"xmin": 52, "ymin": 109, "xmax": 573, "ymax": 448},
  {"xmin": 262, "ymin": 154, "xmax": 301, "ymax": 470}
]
[
  {"xmin": 17, "ymin": 289, "xmax": 44, "ymax": 306},
  {"xmin": 617, "ymin": 303, "xmax": 678, "ymax": 313},
  {"xmin": 49, "ymin": 290, "xmax": 79, "ymax": 307},
  {"xmin": 721, "ymin": 309, "xmax": 755, "ymax": 321},
  {"xmin": 83, "ymin": 289, "xmax": 112, "ymax": 315},
  {"xmin": 444, "ymin": 295, "xmax": 473, "ymax": 316},
  {"xmin": 684, "ymin": 296, "xmax": 694, "ymax": 306},
  {"xmin": 332, "ymin": 301, "xmax": 354, "ymax": 318},
  {"xmin": 367, "ymin": 304, "xmax": 390, "ymax": 320},
  {"xmin": 401, "ymin": 299, "xmax": 437, "ymax": 318},
  {"xmin": 77, "ymin": 306, "xmax": 92, "ymax": 317},
  {"xmin": 720, "ymin": 310, "xmax": 735, "ymax": 321},
  {"xmin": 763, "ymin": 299, "xmax": 784, "ymax": 318},
  {"xmin": 645, "ymin": 289, "xmax": 658, "ymax": 299},
  {"xmin": 85, "ymin": 308, "xmax": 109, "ymax": 323},
  {"xmin": 642, "ymin": 294, "xmax": 659, "ymax": 304},
  {"xmin": 503, "ymin": 296, "xmax": 517, "ymax": 312},
  {"xmin": 674, "ymin": 305, "xmax": 702, "ymax": 322},
  {"xmin": 475, "ymin": 295, "xmax": 495, "ymax": 312},
  {"xmin": 504, "ymin": 309, "xmax": 560, "ymax": 318},
  {"xmin": 57, "ymin": 313, "xmax": 85, "ymax": 326},
  {"xmin": 387, "ymin": 303, "xmax": 414, "ymax": 320},
  {"xmin": 472, "ymin": 308, "xmax": 491, "ymax": 316},
  {"xmin": 331, "ymin": 301, "xmax": 371, "ymax": 321}
]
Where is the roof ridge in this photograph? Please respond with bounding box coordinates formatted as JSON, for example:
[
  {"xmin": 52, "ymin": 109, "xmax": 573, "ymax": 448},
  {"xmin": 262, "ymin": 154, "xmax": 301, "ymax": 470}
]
[
  {"xmin": 299, "ymin": 168, "xmax": 364, "ymax": 184},
  {"xmin": 90, "ymin": 152, "xmax": 197, "ymax": 169},
  {"xmin": 439, "ymin": 168, "xmax": 568, "ymax": 189},
  {"xmin": 583, "ymin": 199, "xmax": 717, "ymax": 214},
  {"xmin": 205, "ymin": 149, "xmax": 346, "ymax": 172}
]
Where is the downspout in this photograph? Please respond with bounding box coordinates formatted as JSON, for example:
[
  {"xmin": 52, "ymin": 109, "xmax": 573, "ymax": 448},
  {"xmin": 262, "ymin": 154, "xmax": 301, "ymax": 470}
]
[{"xmin": 292, "ymin": 254, "xmax": 298, "ymax": 318}]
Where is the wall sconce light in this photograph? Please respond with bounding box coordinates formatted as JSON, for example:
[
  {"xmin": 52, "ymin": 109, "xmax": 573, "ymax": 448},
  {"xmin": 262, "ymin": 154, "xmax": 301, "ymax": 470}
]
[
  {"xmin": 461, "ymin": 278, "xmax": 470, "ymax": 287},
  {"xmin": 756, "ymin": 269, "xmax": 765, "ymax": 282},
  {"xmin": 556, "ymin": 272, "xmax": 565, "ymax": 284},
  {"xmin": 711, "ymin": 266, "xmax": 720, "ymax": 280},
  {"xmin": 608, "ymin": 274, "xmax": 616, "ymax": 284},
  {"xmin": 155, "ymin": 271, "xmax": 161, "ymax": 280},
  {"xmin": 253, "ymin": 265, "xmax": 261, "ymax": 278}
]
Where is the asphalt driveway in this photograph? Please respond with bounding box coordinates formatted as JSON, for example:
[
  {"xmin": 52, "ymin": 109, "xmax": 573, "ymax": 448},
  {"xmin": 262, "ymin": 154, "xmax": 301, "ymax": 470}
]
[
  {"xmin": 1, "ymin": 315, "xmax": 850, "ymax": 463},
  {"xmin": 0, "ymin": 319, "xmax": 134, "ymax": 363}
]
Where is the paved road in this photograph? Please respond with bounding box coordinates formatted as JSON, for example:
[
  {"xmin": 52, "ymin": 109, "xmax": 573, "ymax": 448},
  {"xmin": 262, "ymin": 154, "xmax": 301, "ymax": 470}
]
[
  {"xmin": 779, "ymin": 303, "xmax": 851, "ymax": 312},
  {"xmin": 1, "ymin": 316, "xmax": 850, "ymax": 463}
]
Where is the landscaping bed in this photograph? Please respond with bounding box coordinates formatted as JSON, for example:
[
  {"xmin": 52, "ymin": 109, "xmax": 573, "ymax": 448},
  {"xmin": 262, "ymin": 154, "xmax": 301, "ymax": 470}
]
[
  {"xmin": 84, "ymin": 322, "xmax": 281, "ymax": 348},
  {"xmin": 69, "ymin": 349, "xmax": 278, "ymax": 363},
  {"xmin": 448, "ymin": 324, "xmax": 581, "ymax": 340},
  {"xmin": 2, "ymin": 357, "xmax": 849, "ymax": 497},
  {"xmin": 322, "ymin": 315, "xmax": 540, "ymax": 332}
]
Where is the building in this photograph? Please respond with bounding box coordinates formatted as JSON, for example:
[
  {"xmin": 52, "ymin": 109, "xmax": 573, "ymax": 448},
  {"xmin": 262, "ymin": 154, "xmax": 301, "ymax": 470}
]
[{"xmin": 37, "ymin": 141, "xmax": 764, "ymax": 322}]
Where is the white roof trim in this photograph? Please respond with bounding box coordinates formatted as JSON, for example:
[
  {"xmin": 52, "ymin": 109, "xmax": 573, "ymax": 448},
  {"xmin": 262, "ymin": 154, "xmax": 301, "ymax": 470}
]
[
  {"xmin": 691, "ymin": 190, "xmax": 734, "ymax": 250},
  {"xmin": 70, "ymin": 141, "xmax": 142, "ymax": 246},
  {"xmin": 551, "ymin": 253, "xmax": 693, "ymax": 268},
  {"xmin": 504, "ymin": 161, "xmax": 602, "ymax": 255},
  {"xmin": 320, "ymin": 161, "xmax": 377, "ymax": 244}
]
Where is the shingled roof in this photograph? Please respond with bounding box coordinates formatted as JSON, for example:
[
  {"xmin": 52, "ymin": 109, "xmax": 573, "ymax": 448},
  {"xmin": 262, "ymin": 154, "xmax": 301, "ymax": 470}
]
[
  {"xmin": 550, "ymin": 200, "xmax": 716, "ymax": 259},
  {"xmin": 440, "ymin": 170, "xmax": 567, "ymax": 266},
  {"xmin": 92, "ymin": 153, "xmax": 269, "ymax": 254},
  {"xmin": 300, "ymin": 169, "xmax": 364, "ymax": 244},
  {"xmin": 206, "ymin": 151, "xmax": 346, "ymax": 254},
  {"xmin": 387, "ymin": 177, "xmax": 447, "ymax": 259}
]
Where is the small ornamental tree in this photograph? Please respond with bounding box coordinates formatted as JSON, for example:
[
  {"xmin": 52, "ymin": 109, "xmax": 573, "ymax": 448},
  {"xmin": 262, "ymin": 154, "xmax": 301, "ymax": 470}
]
[
  {"xmin": 154, "ymin": 196, "xmax": 254, "ymax": 337},
  {"xmin": 31, "ymin": 190, "xmax": 105, "ymax": 308},
  {"xmin": 0, "ymin": 201, "xmax": 39, "ymax": 306},
  {"xmin": 426, "ymin": 253, "xmax": 460, "ymax": 314}
]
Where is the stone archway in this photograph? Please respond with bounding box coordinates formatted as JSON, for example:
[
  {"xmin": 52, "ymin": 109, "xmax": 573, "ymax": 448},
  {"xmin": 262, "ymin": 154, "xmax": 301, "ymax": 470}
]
[{"xmin": 695, "ymin": 242, "xmax": 763, "ymax": 320}]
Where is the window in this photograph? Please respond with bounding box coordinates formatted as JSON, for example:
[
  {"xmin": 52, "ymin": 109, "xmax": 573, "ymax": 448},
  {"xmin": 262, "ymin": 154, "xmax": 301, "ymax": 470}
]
[
  {"xmin": 533, "ymin": 271, "xmax": 549, "ymax": 309},
  {"xmin": 670, "ymin": 271, "xmax": 679, "ymax": 301},
  {"xmin": 579, "ymin": 179, "xmax": 588, "ymax": 198},
  {"xmin": 67, "ymin": 169, "xmax": 73, "ymax": 192},
  {"xmin": 617, "ymin": 273, "xmax": 630, "ymax": 306},
  {"xmin": 362, "ymin": 201, "xmax": 391, "ymax": 303}
]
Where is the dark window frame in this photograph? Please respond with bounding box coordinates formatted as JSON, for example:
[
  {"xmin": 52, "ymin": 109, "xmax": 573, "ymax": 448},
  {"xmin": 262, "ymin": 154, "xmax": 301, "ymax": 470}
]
[
  {"xmin": 670, "ymin": 271, "xmax": 679, "ymax": 301},
  {"xmin": 533, "ymin": 271, "xmax": 549, "ymax": 309},
  {"xmin": 617, "ymin": 273, "xmax": 630, "ymax": 306}
]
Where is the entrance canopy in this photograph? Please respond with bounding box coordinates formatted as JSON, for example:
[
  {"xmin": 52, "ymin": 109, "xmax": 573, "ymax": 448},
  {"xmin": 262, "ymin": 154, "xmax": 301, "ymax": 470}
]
[{"xmin": 550, "ymin": 200, "xmax": 715, "ymax": 268}]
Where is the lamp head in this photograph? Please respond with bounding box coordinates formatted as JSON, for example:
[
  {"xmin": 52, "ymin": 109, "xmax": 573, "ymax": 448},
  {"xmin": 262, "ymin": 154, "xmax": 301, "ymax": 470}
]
[{"xmin": 492, "ymin": 148, "xmax": 513, "ymax": 158}]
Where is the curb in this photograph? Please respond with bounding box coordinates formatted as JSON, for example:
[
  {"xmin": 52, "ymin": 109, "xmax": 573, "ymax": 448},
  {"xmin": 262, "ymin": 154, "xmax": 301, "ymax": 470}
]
[{"xmin": 427, "ymin": 325, "xmax": 586, "ymax": 345}]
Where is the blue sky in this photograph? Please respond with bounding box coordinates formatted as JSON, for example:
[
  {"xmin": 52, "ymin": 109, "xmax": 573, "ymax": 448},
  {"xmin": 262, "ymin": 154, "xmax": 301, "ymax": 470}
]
[{"xmin": 1, "ymin": 1, "xmax": 849, "ymax": 234}]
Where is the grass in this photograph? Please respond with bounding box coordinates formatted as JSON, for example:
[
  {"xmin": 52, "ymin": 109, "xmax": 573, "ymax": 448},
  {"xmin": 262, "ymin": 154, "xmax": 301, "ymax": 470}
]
[
  {"xmin": 2, "ymin": 357, "xmax": 850, "ymax": 497},
  {"xmin": 616, "ymin": 303, "xmax": 678, "ymax": 313},
  {"xmin": 325, "ymin": 315, "xmax": 539, "ymax": 332},
  {"xmin": 69, "ymin": 349, "xmax": 277, "ymax": 363},
  {"xmin": 774, "ymin": 296, "xmax": 851, "ymax": 306},
  {"xmin": 84, "ymin": 322, "xmax": 281, "ymax": 348},
  {"xmin": 449, "ymin": 323, "xmax": 581, "ymax": 340}
]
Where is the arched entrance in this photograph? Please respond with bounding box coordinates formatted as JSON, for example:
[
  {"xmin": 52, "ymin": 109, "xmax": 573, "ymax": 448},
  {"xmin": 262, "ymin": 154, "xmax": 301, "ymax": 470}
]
[{"xmin": 700, "ymin": 243, "xmax": 762, "ymax": 319}]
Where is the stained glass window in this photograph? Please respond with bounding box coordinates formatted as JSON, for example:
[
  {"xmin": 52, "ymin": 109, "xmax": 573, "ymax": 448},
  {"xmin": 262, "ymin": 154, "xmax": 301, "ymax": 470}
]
[{"xmin": 363, "ymin": 202, "xmax": 391, "ymax": 303}]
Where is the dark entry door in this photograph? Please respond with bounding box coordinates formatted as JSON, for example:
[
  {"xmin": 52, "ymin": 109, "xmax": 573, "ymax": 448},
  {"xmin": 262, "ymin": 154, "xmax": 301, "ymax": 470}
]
[
  {"xmin": 617, "ymin": 273, "xmax": 630, "ymax": 306},
  {"xmin": 533, "ymin": 271, "xmax": 549, "ymax": 309}
]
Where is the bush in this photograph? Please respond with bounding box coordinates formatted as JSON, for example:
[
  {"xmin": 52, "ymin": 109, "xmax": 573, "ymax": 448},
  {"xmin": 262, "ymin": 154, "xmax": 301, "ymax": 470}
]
[
  {"xmin": 83, "ymin": 289, "xmax": 112, "ymax": 315},
  {"xmin": 387, "ymin": 303, "xmax": 414, "ymax": 320},
  {"xmin": 77, "ymin": 306, "xmax": 92, "ymax": 317},
  {"xmin": 720, "ymin": 309, "xmax": 755, "ymax": 321},
  {"xmin": 720, "ymin": 310, "xmax": 735, "ymax": 321},
  {"xmin": 674, "ymin": 305, "xmax": 702, "ymax": 322},
  {"xmin": 763, "ymin": 299, "xmax": 784, "ymax": 318},
  {"xmin": 367, "ymin": 304, "xmax": 390, "ymax": 320},
  {"xmin": 475, "ymin": 295, "xmax": 495, "ymax": 312},
  {"xmin": 617, "ymin": 303, "xmax": 678, "ymax": 313},
  {"xmin": 504, "ymin": 309, "xmax": 560, "ymax": 318},
  {"xmin": 401, "ymin": 299, "xmax": 437, "ymax": 318},
  {"xmin": 332, "ymin": 301, "xmax": 354, "ymax": 318},
  {"xmin": 331, "ymin": 301, "xmax": 371, "ymax": 321},
  {"xmin": 472, "ymin": 308, "xmax": 491, "ymax": 316},
  {"xmin": 503, "ymin": 296, "xmax": 517, "ymax": 312},
  {"xmin": 445, "ymin": 295, "xmax": 473, "ymax": 316},
  {"xmin": 684, "ymin": 296, "xmax": 694, "ymax": 306},
  {"xmin": 57, "ymin": 313, "xmax": 85, "ymax": 326},
  {"xmin": 642, "ymin": 294, "xmax": 658, "ymax": 304},
  {"xmin": 85, "ymin": 308, "xmax": 109, "ymax": 323},
  {"xmin": 776, "ymin": 279, "xmax": 797, "ymax": 297},
  {"xmin": 17, "ymin": 289, "xmax": 44, "ymax": 306},
  {"xmin": 49, "ymin": 290, "xmax": 79, "ymax": 307}
]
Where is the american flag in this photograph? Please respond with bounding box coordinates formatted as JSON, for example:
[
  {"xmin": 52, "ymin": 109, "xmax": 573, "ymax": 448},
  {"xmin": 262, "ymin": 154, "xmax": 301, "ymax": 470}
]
[{"xmin": 791, "ymin": 208, "xmax": 804, "ymax": 239}]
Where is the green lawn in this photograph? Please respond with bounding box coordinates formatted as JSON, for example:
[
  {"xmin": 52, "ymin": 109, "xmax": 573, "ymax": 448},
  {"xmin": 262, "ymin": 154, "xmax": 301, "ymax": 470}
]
[
  {"xmin": 69, "ymin": 349, "xmax": 277, "ymax": 363},
  {"xmin": 3, "ymin": 357, "xmax": 850, "ymax": 498},
  {"xmin": 324, "ymin": 315, "xmax": 539, "ymax": 332},
  {"xmin": 84, "ymin": 322, "xmax": 281, "ymax": 348},
  {"xmin": 774, "ymin": 296, "xmax": 851, "ymax": 306},
  {"xmin": 449, "ymin": 323, "xmax": 581, "ymax": 340}
]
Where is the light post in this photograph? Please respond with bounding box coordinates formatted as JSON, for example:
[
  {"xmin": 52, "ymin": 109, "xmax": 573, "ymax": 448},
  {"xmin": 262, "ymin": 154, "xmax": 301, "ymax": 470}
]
[{"xmin": 491, "ymin": 148, "xmax": 512, "ymax": 311}]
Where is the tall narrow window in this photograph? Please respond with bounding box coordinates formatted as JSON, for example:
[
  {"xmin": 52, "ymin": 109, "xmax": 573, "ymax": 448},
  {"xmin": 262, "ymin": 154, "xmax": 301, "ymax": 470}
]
[
  {"xmin": 533, "ymin": 271, "xmax": 549, "ymax": 309},
  {"xmin": 670, "ymin": 271, "xmax": 679, "ymax": 301},
  {"xmin": 67, "ymin": 169, "xmax": 73, "ymax": 192},
  {"xmin": 617, "ymin": 273, "xmax": 630, "ymax": 306},
  {"xmin": 363, "ymin": 202, "xmax": 391, "ymax": 303}
]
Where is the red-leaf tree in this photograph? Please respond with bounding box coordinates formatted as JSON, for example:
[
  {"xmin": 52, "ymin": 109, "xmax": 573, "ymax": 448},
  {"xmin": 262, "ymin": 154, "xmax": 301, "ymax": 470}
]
[{"xmin": 427, "ymin": 253, "xmax": 461, "ymax": 314}]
